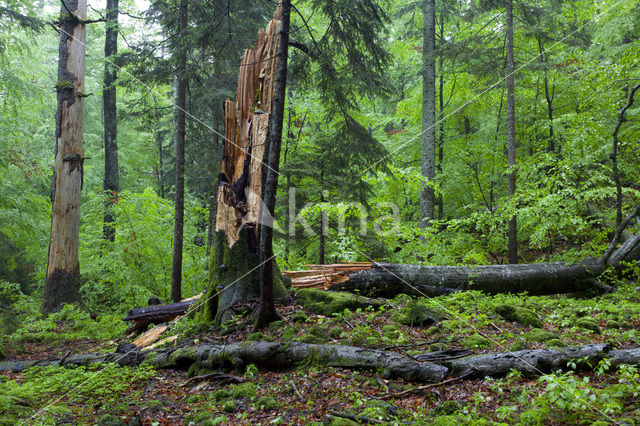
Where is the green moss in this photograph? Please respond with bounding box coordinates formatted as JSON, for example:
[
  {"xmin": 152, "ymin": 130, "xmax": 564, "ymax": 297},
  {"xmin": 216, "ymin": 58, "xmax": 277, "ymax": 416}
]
[
  {"xmin": 382, "ymin": 324, "xmax": 400, "ymax": 339},
  {"xmin": 545, "ymin": 339, "xmax": 566, "ymax": 348},
  {"xmin": 297, "ymin": 288, "xmax": 385, "ymax": 316},
  {"xmin": 619, "ymin": 320, "xmax": 632, "ymax": 329},
  {"xmin": 430, "ymin": 343, "xmax": 448, "ymax": 352},
  {"xmin": 247, "ymin": 332, "xmax": 264, "ymax": 341},
  {"xmin": 589, "ymin": 421, "xmax": 609, "ymax": 426},
  {"xmin": 298, "ymin": 333, "xmax": 326, "ymax": 344},
  {"xmin": 430, "ymin": 415, "xmax": 470, "ymax": 426},
  {"xmin": 327, "ymin": 417, "xmax": 359, "ymax": 426},
  {"xmin": 463, "ymin": 334, "xmax": 491, "ymax": 348},
  {"xmin": 391, "ymin": 301, "xmax": 442, "ymax": 327},
  {"xmin": 606, "ymin": 319, "xmax": 620, "ymax": 329},
  {"xmin": 508, "ymin": 338, "xmax": 528, "ymax": 351},
  {"xmin": 424, "ymin": 326, "xmax": 440, "ymax": 337},
  {"xmin": 358, "ymin": 400, "xmax": 398, "ymax": 421},
  {"xmin": 254, "ymin": 396, "xmax": 280, "ymax": 411},
  {"xmin": 434, "ymin": 400, "xmax": 465, "ymax": 415},
  {"xmin": 524, "ymin": 328, "xmax": 557, "ymax": 342},
  {"xmin": 230, "ymin": 382, "xmax": 257, "ymax": 399},
  {"xmin": 268, "ymin": 320, "xmax": 285, "ymax": 332},
  {"xmin": 292, "ymin": 310, "xmax": 308, "ymax": 323},
  {"xmin": 575, "ymin": 318, "xmax": 601, "ymax": 333},
  {"xmin": 495, "ymin": 304, "xmax": 543, "ymax": 328},
  {"xmin": 329, "ymin": 326, "xmax": 343, "ymax": 339},
  {"xmin": 98, "ymin": 414, "xmax": 126, "ymax": 426},
  {"xmin": 309, "ymin": 325, "xmax": 329, "ymax": 338},
  {"xmin": 439, "ymin": 320, "xmax": 455, "ymax": 332},
  {"xmin": 221, "ymin": 400, "xmax": 236, "ymax": 413},
  {"xmin": 213, "ymin": 389, "xmax": 230, "ymax": 402}
]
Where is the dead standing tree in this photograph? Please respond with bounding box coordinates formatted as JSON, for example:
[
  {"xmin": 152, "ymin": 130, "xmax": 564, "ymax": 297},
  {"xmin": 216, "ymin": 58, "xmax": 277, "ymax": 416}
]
[
  {"xmin": 204, "ymin": 7, "xmax": 288, "ymax": 326},
  {"xmin": 42, "ymin": 0, "xmax": 87, "ymax": 313}
]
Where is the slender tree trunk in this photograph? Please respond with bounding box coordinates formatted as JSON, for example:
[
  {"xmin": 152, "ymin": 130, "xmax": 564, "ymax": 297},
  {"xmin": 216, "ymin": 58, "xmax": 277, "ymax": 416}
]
[
  {"xmin": 171, "ymin": 0, "xmax": 188, "ymax": 303},
  {"xmin": 437, "ymin": 56, "xmax": 444, "ymax": 220},
  {"xmin": 319, "ymin": 169, "xmax": 326, "ymax": 264},
  {"xmin": 506, "ymin": 0, "xmax": 518, "ymax": 264},
  {"xmin": 153, "ymin": 94, "xmax": 165, "ymax": 198},
  {"xmin": 420, "ymin": 0, "xmax": 436, "ymax": 227},
  {"xmin": 611, "ymin": 82, "xmax": 640, "ymax": 228},
  {"xmin": 103, "ymin": 0, "xmax": 119, "ymax": 242},
  {"xmin": 255, "ymin": 0, "xmax": 291, "ymax": 329},
  {"xmin": 42, "ymin": 0, "xmax": 87, "ymax": 314}
]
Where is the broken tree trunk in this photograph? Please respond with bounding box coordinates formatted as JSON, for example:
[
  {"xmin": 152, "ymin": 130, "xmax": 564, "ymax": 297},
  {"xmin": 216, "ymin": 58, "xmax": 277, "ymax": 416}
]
[
  {"xmin": 330, "ymin": 237, "xmax": 640, "ymax": 298},
  {"xmin": 204, "ymin": 8, "xmax": 287, "ymax": 326},
  {"xmin": 42, "ymin": 0, "xmax": 87, "ymax": 314},
  {"xmin": 122, "ymin": 299, "xmax": 197, "ymax": 333},
  {"xmin": 331, "ymin": 260, "xmax": 605, "ymax": 298}
]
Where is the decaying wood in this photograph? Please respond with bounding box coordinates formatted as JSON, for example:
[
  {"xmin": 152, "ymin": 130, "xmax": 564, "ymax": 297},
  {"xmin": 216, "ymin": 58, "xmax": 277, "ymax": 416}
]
[
  {"xmin": 42, "ymin": 0, "xmax": 87, "ymax": 313},
  {"xmin": 284, "ymin": 262, "xmax": 372, "ymax": 289},
  {"xmin": 205, "ymin": 8, "xmax": 288, "ymax": 325},
  {"xmin": 330, "ymin": 261, "xmax": 605, "ymax": 298},
  {"xmin": 123, "ymin": 296, "xmax": 200, "ymax": 334},
  {"xmin": 3, "ymin": 342, "xmax": 640, "ymax": 386}
]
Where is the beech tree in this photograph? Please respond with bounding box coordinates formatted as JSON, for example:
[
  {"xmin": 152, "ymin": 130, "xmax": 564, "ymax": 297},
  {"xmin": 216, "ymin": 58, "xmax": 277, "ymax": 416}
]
[
  {"xmin": 505, "ymin": 0, "xmax": 518, "ymax": 264},
  {"xmin": 41, "ymin": 0, "xmax": 87, "ymax": 313}
]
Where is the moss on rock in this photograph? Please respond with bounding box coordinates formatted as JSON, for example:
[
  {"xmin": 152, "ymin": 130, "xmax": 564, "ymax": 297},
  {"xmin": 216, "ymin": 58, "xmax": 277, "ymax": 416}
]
[
  {"xmin": 391, "ymin": 301, "xmax": 442, "ymax": 327},
  {"xmin": 606, "ymin": 319, "xmax": 620, "ymax": 329},
  {"xmin": 463, "ymin": 334, "xmax": 491, "ymax": 348},
  {"xmin": 524, "ymin": 328, "xmax": 557, "ymax": 342},
  {"xmin": 575, "ymin": 318, "xmax": 601, "ymax": 333},
  {"xmin": 254, "ymin": 396, "xmax": 280, "ymax": 411},
  {"xmin": 230, "ymin": 382, "xmax": 257, "ymax": 399},
  {"xmin": 495, "ymin": 304, "xmax": 542, "ymax": 328},
  {"xmin": 434, "ymin": 400, "xmax": 465, "ymax": 416},
  {"xmin": 545, "ymin": 339, "xmax": 566, "ymax": 348},
  {"xmin": 297, "ymin": 288, "xmax": 385, "ymax": 316}
]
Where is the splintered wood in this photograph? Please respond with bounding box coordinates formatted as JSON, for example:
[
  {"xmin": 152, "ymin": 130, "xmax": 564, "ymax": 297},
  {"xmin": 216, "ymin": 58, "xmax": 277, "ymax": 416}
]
[
  {"xmin": 215, "ymin": 9, "xmax": 282, "ymax": 249},
  {"xmin": 283, "ymin": 262, "xmax": 372, "ymax": 290}
]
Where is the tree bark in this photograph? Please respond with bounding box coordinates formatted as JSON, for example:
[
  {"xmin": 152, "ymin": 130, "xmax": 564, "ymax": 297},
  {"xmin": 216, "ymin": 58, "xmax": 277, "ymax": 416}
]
[
  {"xmin": 4, "ymin": 342, "xmax": 640, "ymax": 384},
  {"xmin": 420, "ymin": 0, "xmax": 436, "ymax": 227},
  {"xmin": 204, "ymin": 7, "xmax": 287, "ymax": 326},
  {"xmin": 506, "ymin": 0, "xmax": 518, "ymax": 264},
  {"xmin": 331, "ymin": 260, "xmax": 606, "ymax": 298},
  {"xmin": 611, "ymin": 82, "xmax": 640, "ymax": 229},
  {"xmin": 255, "ymin": 0, "xmax": 291, "ymax": 329},
  {"xmin": 171, "ymin": 0, "xmax": 188, "ymax": 303},
  {"xmin": 42, "ymin": 0, "xmax": 87, "ymax": 314},
  {"xmin": 103, "ymin": 0, "xmax": 119, "ymax": 242}
]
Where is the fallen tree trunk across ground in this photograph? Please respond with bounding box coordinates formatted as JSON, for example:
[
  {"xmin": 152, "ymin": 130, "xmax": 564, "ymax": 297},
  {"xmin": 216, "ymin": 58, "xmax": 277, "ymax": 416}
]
[
  {"xmin": 2, "ymin": 342, "xmax": 640, "ymax": 383},
  {"xmin": 330, "ymin": 261, "xmax": 606, "ymax": 298}
]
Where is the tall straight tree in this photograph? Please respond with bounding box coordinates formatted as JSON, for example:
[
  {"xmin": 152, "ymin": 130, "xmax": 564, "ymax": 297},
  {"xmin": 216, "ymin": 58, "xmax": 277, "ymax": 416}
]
[
  {"xmin": 420, "ymin": 0, "xmax": 436, "ymax": 227},
  {"xmin": 42, "ymin": 0, "xmax": 87, "ymax": 313},
  {"xmin": 103, "ymin": 0, "xmax": 119, "ymax": 241},
  {"xmin": 171, "ymin": 0, "xmax": 188, "ymax": 303},
  {"xmin": 255, "ymin": 0, "xmax": 291, "ymax": 329},
  {"xmin": 506, "ymin": 0, "xmax": 518, "ymax": 264}
]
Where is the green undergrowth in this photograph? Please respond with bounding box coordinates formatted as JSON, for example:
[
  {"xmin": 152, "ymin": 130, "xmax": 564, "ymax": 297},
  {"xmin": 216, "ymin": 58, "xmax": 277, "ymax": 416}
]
[
  {"xmin": 9, "ymin": 304, "xmax": 127, "ymax": 343},
  {"xmin": 0, "ymin": 363, "xmax": 156, "ymax": 424}
]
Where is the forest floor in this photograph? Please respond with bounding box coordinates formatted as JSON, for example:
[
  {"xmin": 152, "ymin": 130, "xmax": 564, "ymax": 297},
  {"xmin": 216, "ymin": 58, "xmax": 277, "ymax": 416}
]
[{"xmin": 1, "ymin": 282, "xmax": 640, "ymax": 425}]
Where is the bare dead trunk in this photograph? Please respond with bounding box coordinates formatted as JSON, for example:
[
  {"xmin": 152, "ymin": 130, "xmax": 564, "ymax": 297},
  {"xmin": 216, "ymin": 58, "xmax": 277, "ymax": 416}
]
[
  {"xmin": 103, "ymin": 0, "xmax": 119, "ymax": 242},
  {"xmin": 42, "ymin": 0, "xmax": 87, "ymax": 314},
  {"xmin": 204, "ymin": 7, "xmax": 287, "ymax": 326},
  {"xmin": 506, "ymin": 0, "xmax": 518, "ymax": 264},
  {"xmin": 171, "ymin": 0, "xmax": 188, "ymax": 303}
]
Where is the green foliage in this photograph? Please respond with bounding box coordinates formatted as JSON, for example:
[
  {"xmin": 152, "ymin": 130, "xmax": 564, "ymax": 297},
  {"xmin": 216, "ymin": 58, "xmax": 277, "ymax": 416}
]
[
  {"xmin": 79, "ymin": 189, "xmax": 207, "ymax": 313},
  {"xmin": 0, "ymin": 363, "xmax": 155, "ymax": 424},
  {"xmin": 495, "ymin": 304, "xmax": 543, "ymax": 328},
  {"xmin": 11, "ymin": 304, "xmax": 126, "ymax": 342}
]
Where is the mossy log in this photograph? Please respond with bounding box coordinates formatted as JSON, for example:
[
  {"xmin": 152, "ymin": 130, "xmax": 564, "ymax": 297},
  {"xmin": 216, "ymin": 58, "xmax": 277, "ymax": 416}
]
[
  {"xmin": 331, "ymin": 261, "xmax": 606, "ymax": 298},
  {"xmin": 2, "ymin": 342, "xmax": 640, "ymax": 383}
]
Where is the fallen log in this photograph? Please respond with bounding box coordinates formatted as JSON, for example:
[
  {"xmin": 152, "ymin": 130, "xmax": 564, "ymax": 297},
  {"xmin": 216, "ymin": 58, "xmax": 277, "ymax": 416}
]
[
  {"xmin": 122, "ymin": 299, "xmax": 198, "ymax": 334},
  {"xmin": 331, "ymin": 260, "xmax": 605, "ymax": 298},
  {"xmin": 2, "ymin": 342, "xmax": 640, "ymax": 384}
]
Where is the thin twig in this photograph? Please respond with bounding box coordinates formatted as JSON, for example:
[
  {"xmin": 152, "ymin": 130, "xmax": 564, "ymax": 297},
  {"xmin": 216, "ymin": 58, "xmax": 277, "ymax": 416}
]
[{"xmin": 327, "ymin": 409, "xmax": 386, "ymax": 424}]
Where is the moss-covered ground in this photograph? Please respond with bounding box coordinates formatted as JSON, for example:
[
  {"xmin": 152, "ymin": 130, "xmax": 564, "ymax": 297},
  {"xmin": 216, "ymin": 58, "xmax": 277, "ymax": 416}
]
[{"xmin": 1, "ymin": 283, "xmax": 640, "ymax": 425}]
